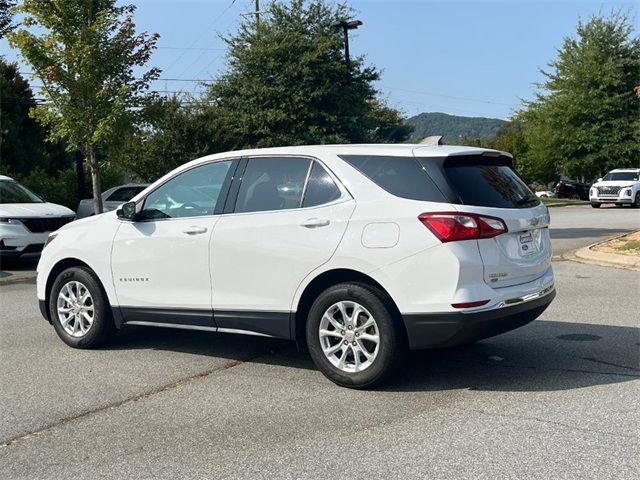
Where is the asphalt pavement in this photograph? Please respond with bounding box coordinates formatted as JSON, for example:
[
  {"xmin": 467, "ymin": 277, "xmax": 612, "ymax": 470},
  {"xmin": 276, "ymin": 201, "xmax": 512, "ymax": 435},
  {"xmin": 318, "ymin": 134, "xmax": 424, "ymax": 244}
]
[{"xmin": 0, "ymin": 204, "xmax": 638, "ymax": 479}]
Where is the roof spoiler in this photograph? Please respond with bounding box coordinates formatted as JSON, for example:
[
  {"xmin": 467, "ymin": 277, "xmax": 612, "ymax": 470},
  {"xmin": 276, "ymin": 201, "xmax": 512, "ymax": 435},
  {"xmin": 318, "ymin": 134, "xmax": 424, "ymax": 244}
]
[{"xmin": 419, "ymin": 135, "xmax": 444, "ymax": 146}]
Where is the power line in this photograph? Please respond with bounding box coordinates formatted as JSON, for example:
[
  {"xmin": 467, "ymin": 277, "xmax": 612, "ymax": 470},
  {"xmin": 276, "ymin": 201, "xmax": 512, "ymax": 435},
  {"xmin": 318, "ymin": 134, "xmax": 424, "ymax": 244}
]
[
  {"xmin": 19, "ymin": 72, "xmax": 211, "ymax": 84},
  {"xmin": 156, "ymin": 46, "xmax": 225, "ymax": 51},
  {"xmin": 169, "ymin": 0, "xmax": 239, "ymax": 79},
  {"xmin": 387, "ymin": 86, "xmax": 513, "ymax": 108}
]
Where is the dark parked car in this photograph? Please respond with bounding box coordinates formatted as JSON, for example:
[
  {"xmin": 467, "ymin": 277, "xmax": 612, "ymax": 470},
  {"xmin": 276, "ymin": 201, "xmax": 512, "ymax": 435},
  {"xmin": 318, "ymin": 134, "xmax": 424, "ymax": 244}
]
[{"xmin": 554, "ymin": 178, "xmax": 591, "ymax": 200}]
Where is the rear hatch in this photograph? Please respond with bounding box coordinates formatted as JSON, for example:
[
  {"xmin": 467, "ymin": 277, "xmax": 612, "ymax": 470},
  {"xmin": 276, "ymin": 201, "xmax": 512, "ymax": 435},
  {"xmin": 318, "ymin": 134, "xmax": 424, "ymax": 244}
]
[{"xmin": 414, "ymin": 151, "xmax": 552, "ymax": 288}]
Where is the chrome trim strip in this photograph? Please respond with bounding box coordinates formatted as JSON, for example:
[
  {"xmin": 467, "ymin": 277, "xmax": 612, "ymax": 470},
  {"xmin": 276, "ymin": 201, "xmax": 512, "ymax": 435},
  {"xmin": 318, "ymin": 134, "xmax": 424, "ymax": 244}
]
[
  {"xmin": 495, "ymin": 284, "xmax": 555, "ymax": 309},
  {"xmin": 124, "ymin": 321, "xmax": 276, "ymax": 338},
  {"xmin": 217, "ymin": 327, "xmax": 275, "ymax": 338},
  {"xmin": 125, "ymin": 321, "xmax": 217, "ymax": 332}
]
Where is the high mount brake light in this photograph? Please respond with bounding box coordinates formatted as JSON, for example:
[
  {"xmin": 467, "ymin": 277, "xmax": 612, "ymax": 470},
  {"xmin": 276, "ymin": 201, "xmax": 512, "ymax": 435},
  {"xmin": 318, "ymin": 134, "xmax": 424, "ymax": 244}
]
[{"xmin": 418, "ymin": 212, "xmax": 508, "ymax": 242}]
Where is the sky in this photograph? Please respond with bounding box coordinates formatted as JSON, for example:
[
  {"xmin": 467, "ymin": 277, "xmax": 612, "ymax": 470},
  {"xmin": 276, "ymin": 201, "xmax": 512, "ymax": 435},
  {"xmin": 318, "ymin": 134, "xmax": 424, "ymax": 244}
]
[{"xmin": 1, "ymin": 0, "xmax": 637, "ymax": 120}]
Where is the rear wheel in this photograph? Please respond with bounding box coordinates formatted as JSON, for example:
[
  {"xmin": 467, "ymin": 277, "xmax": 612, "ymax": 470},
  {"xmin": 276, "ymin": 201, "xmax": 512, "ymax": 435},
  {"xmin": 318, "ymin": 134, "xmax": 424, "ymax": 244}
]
[
  {"xmin": 49, "ymin": 267, "xmax": 115, "ymax": 348},
  {"xmin": 591, "ymin": 203, "xmax": 601, "ymax": 208},
  {"xmin": 306, "ymin": 283, "xmax": 405, "ymax": 389}
]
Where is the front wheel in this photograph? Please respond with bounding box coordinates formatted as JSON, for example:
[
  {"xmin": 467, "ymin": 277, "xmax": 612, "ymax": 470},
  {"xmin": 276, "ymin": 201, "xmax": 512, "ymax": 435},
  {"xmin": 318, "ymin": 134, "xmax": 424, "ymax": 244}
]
[
  {"xmin": 633, "ymin": 193, "xmax": 640, "ymax": 209},
  {"xmin": 591, "ymin": 202, "xmax": 601, "ymax": 208},
  {"xmin": 306, "ymin": 283, "xmax": 405, "ymax": 389},
  {"xmin": 49, "ymin": 267, "xmax": 115, "ymax": 348}
]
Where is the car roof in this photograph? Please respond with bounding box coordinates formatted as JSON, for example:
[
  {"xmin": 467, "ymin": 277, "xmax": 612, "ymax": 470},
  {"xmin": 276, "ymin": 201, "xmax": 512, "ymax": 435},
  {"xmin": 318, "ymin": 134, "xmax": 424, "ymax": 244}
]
[
  {"xmin": 0, "ymin": 175, "xmax": 14, "ymax": 181},
  {"xmin": 609, "ymin": 168, "xmax": 640, "ymax": 172},
  {"xmin": 188, "ymin": 143, "xmax": 504, "ymax": 166}
]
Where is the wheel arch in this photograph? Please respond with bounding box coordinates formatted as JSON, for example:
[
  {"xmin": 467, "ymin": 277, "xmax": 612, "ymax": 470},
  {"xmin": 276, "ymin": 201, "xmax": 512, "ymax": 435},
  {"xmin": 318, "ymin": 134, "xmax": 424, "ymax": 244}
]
[
  {"xmin": 292, "ymin": 268, "xmax": 405, "ymax": 347},
  {"xmin": 44, "ymin": 258, "xmax": 114, "ymax": 326}
]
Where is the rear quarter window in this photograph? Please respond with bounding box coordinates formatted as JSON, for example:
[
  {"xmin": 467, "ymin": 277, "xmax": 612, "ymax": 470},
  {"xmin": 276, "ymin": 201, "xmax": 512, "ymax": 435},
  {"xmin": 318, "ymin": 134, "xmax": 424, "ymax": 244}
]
[
  {"xmin": 339, "ymin": 155, "xmax": 448, "ymax": 202},
  {"xmin": 437, "ymin": 156, "xmax": 539, "ymax": 209}
]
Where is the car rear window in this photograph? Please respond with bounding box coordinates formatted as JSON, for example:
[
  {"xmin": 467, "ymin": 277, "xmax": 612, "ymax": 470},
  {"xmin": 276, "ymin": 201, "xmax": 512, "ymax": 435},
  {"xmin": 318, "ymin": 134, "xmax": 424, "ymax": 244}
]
[
  {"xmin": 339, "ymin": 155, "xmax": 447, "ymax": 202},
  {"xmin": 106, "ymin": 186, "xmax": 146, "ymax": 202},
  {"xmin": 438, "ymin": 156, "xmax": 539, "ymax": 209}
]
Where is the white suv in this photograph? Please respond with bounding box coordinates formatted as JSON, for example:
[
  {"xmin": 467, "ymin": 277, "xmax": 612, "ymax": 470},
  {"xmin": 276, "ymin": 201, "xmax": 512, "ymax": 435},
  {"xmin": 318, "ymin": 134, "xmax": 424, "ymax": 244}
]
[
  {"xmin": 37, "ymin": 145, "xmax": 555, "ymax": 388},
  {"xmin": 589, "ymin": 168, "xmax": 640, "ymax": 208},
  {"xmin": 1, "ymin": 175, "xmax": 75, "ymax": 260}
]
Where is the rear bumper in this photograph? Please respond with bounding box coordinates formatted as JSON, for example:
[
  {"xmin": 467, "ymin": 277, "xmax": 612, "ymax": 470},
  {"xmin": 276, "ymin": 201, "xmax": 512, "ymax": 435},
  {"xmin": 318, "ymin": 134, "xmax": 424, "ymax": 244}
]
[{"xmin": 402, "ymin": 288, "xmax": 555, "ymax": 350}]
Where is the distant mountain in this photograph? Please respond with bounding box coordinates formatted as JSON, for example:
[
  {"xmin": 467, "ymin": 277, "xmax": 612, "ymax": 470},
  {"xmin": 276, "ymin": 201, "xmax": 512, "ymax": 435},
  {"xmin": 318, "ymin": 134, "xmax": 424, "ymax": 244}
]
[{"xmin": 405, "ymin": 112, "xmax": 506, "ymax": 143}]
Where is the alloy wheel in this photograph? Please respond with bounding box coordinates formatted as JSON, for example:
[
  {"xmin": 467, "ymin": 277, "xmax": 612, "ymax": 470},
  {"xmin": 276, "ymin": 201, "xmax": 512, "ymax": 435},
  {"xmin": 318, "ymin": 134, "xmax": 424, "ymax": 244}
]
[
  {"xmin": 56, "ymin": 281, "xmax": 95, "ymax": 337},
  {"xmin": 319, "ymin": 300, "xmax": 380, "ymax": 373}
]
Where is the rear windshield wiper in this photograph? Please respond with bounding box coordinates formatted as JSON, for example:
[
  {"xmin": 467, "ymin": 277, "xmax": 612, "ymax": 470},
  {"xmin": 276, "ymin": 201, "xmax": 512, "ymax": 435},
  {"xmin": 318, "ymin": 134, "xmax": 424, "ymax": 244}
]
[{"xmin": 516, "ymin": 194, "xmax": 538, "ymax": 206}]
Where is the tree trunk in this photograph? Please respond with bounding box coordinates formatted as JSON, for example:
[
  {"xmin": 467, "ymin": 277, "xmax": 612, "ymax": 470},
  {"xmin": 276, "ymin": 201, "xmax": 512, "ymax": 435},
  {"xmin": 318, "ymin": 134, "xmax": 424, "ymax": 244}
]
[
  {"xmin": 75, "ymin": 150, "xmax": 87, "ymax": 203},
  {"xmin": 86, "ymin": 145, "xmax": 103, "ymax": 215}
]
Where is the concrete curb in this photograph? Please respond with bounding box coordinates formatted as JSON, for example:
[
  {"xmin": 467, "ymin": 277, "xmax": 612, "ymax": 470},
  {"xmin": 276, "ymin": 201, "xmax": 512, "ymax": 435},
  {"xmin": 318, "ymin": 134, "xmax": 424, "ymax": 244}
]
[
  {"xmin": 543, "ymin": 201, "xmax": 589, "ymax": 208},
  {"xmin": 0, "ymin": 271, "xmax": 37, "ymax": 285},
  {"xmin": 565, "ymin": 231, "xmax": 640, "ymax": 271}
]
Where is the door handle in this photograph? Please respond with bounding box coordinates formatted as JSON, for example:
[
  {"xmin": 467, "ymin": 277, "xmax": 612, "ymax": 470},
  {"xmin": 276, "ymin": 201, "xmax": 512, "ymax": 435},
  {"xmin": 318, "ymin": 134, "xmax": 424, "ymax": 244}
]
[
  {"xmin": 183, "ymin": 226, "xmax": 208, "ymax": 235},
  {"xmin": 301, "ymin": 218, "xmax": 330, "ymax": 228}
]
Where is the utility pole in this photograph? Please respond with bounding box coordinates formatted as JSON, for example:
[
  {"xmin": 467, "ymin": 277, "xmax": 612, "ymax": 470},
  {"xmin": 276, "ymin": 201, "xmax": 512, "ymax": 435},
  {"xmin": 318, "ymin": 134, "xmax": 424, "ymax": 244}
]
[
  {"xmin": 255, "ymin": 0, "xmax": 260, "ymax": 27},
  {"xmin": 332, "ymin": 19, "xmax": 362, "ymax": 71},
  {"xmin": 241, "ymin": 0, "xmax": 261, "ymax": 27}
]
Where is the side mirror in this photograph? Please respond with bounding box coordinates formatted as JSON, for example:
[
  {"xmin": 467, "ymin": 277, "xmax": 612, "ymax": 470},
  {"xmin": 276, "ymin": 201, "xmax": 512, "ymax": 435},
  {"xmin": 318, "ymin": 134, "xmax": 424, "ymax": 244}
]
[
  {"xmin": 597, "ymin": 178, "xmax": 603, "ymax": 182},
  {"xmin": 116, "ymin": 201, "xmax": 137, "ymax": 220}
]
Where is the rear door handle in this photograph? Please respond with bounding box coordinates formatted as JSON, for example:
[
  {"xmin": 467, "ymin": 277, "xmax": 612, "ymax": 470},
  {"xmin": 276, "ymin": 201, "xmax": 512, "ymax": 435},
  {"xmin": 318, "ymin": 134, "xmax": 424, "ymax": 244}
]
[
  {"xmin": 301, "ymin": 218, "xmax": 330, "ymax": 228},
  {"xmin": 183, "ymin": 226, "xmax": 208, "ymax": 235}
]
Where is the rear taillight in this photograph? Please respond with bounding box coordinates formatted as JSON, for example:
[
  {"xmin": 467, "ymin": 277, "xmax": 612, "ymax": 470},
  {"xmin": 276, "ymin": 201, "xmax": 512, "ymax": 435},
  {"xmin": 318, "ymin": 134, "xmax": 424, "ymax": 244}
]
[{"xmin": 418, "ymin": 212, "xmax": 508, "ymax": 242}]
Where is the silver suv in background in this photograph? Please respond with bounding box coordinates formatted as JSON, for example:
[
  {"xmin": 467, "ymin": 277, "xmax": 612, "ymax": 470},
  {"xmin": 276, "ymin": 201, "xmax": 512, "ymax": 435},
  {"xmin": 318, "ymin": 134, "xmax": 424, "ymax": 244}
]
[{"xmin": 76, "ymin": 184, "xmax": 149, "ymax": 219}]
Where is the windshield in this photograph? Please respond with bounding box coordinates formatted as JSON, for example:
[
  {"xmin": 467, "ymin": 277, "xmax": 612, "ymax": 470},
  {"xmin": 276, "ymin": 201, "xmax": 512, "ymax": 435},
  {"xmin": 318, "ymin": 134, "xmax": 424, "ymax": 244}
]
[
  {"xmin": 0, "ymin": 180, "xmax": 44, "ymax": 204},
  {"xmin": 603, "ymin": 172, "xmax": 639, "ymax": 182}
]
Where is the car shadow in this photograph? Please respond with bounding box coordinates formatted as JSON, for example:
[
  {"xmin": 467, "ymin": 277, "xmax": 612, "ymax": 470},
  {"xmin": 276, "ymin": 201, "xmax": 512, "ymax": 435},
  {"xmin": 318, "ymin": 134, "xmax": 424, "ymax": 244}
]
[
  {"xmin": 108, "ymin": 319, "xmax": 639, "ymax": 393},
  {"xmin": 0, "ymin": 257, "xmax": 38, "ymax": 273}
]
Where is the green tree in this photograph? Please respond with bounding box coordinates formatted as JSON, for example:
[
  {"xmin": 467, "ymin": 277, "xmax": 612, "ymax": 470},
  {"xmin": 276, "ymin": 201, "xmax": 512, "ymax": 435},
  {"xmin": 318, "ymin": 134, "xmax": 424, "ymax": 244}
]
[
  {"xmin": 0, "ymin": 0, "xmax": 15, "ymax": 39},
  {"xmin": 524, "ymin": 12, "xmax": 640, "ymax": 180},
  {"xmin": 8, "ymin": 0, "xmax": 160, "ymax": 213},
  {"xmin": 118, "ymin": 95, "xmax": 226, "ymax": 181},
  {"xmin": 204, "ymin": 0, "xmax": 410, "ymax": 149},
  {"xmin": 0, "ymin": 59, "xmax": 71, "ymax": 177}
]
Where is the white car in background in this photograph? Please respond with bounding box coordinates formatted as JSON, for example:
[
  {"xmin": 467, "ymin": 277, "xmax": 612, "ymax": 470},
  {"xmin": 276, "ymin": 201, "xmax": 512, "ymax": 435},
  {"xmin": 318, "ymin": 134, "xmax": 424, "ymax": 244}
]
[
  {"xmin": 589, "ymin": 168, "xmax": 640, "ymax": 208},
  {"xmin": 0, "ymin": 175, "xmax": 75, "ymax": 260},
  {"xmin": 76, "ymin": 184, "xmax": 149, "ymax": 219},
  {"xmin": 37, "ymin": 144, "xmax": 555, "ymax": 388},
  {"xmin": 535, "ymin": 190, "xmax": 555, "ymax": 198}
]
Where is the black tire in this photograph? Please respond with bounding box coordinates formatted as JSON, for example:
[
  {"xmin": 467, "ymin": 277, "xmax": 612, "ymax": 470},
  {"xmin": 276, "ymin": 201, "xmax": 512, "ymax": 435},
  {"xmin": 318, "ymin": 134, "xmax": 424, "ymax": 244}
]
[
  {"xmin": 615, "ymin": 203, "xmax": 623, "ymax": 207},
  {"xmin": 306, "ymin": 283, "xmax": 405, "ymax": 389},
  {"xmin": 49, "ymin": 266, "xmax": 115, "ymax": 348},
  {"xmin": 633, "ymin": 193, "xmax": 640, "ymax": 209},
  {"xmin": 591, "ymin": 203, "xmax": 601, "ymax": 208}
]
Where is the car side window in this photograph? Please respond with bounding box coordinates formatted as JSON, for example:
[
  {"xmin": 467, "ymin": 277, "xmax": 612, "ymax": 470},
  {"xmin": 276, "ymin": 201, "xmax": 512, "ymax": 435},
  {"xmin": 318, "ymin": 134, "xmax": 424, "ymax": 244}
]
[
  {"xmin": 140, "ymin": 160, "xmax": 233, "ymax": 220},
  {"xmin": 302, "ymin": 162, "xmax": 342, "ymax": 208},
  {"xmin": 235, "ymin": 157, "xmax": 311, "ymax": 213},
  {"xmin": 106, "ymin": 186, "xmax": 145, "ymax": 203}
]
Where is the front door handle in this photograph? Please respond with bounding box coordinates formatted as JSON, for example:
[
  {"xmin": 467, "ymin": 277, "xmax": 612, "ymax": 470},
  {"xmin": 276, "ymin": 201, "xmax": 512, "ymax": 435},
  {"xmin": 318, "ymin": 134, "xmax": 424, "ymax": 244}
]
[
  {"xmin": 301, "ymin": 218, "xmax": 330, "ymax": 228},
  {"xmin": 183, "ymin": 226, "xmax": 208, "ymax": 235}
]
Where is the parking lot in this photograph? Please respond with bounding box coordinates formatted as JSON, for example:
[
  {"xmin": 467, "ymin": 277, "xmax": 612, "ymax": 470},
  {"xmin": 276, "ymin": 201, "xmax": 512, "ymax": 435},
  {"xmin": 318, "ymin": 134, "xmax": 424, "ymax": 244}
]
[{"xmin": 1, "ymin": 205, "xmax": 639, "ymax": 479}]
